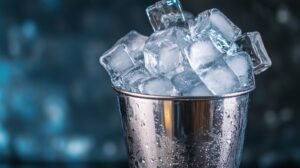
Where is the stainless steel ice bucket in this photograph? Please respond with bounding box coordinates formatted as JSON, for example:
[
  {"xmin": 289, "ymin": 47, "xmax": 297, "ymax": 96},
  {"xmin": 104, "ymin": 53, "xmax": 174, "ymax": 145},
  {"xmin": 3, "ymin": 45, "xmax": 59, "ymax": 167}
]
[{"xmin": 115, "ymin": 87, "xmax": 255, "ymax": 168}]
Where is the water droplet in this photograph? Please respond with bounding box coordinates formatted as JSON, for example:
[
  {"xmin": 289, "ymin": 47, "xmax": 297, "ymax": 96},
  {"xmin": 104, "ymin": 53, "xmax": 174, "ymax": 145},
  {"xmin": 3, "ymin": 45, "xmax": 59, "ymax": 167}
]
[{"xmin": 141, "ymin": 159, "xmax": 145, "ymax": 164}]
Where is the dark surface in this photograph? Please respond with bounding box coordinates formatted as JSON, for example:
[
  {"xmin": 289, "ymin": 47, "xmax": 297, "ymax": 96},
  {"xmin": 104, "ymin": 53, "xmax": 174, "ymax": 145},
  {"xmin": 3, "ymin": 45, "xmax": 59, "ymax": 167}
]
[{"xmin": 0, "ymin": 0, "xmax": 299, "ymax": 167}]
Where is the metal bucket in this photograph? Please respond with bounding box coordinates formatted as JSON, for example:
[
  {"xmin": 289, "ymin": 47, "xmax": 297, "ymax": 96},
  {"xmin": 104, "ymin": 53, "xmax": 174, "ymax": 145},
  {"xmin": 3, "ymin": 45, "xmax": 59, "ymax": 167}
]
[{"xmin": 115, "ymin": 87, "xmax": 255, "ymax": 168}]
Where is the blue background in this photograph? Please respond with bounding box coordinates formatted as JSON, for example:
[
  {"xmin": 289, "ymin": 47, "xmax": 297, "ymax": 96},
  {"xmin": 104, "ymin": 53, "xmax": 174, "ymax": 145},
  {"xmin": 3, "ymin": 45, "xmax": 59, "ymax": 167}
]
[{"xmin": 0, "ymin": 0, "xmax": 299, "ymax": 167}]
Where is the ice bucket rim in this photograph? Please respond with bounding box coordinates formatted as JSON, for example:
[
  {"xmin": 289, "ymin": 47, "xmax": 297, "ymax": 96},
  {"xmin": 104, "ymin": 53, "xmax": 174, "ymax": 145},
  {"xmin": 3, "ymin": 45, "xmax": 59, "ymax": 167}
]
[{"xmin": 113, "ymin": 86, "xmax": 255, "ymax": 100}]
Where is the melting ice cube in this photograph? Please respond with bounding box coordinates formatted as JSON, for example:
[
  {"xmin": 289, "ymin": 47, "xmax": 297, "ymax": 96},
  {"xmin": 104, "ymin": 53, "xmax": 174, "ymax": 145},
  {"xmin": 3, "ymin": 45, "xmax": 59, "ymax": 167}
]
[
  {"xmin": 138, "ymin": 76, "xmax": 177, "ymax": 96},
  {"xmin": 114, "ymin": 31, "xmax": 148, "ymax": 64},
  {"xmin": 236, "ymin": 31, "xmax": 272, "ymax": 75},
  {"xmin": 146, "ymin": 0, "xmax": 186, "ymax": 31},
  {"xmin": 189, "ymin": 8, "xmax": 241, "ymax": 53}
]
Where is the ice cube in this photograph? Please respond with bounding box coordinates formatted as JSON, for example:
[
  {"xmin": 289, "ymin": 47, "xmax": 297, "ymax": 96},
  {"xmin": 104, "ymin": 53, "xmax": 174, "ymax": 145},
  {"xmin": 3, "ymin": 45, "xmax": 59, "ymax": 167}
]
[
  {"xmin": 236, "ymin": 31, "xmax": 272, "ymax": 75},
  {"xmin": 171, "ymin": 70, "xmax": 200, "ymax": 93},
  {"xmin": 120, "ymin": 66, "xmax": 150, "ymax": 92},
  {"xmin": 147, "ymin": 26, "xmax": 191, "ymax": 49},
  {"xmin": 146, "ymin": 0, "xmax": 186, "ymax": 31},
  {"xmin": 145, "ymin": 41, "xmax": 185, "ymax": 77},
  {"xmin": 138, "ymin": 76, "xmax": 177, "ymax": 96},
  {"xmin": 171, "ymin": 70, "xmax": 213, "ymax": 96},
  {"xmin": 183, "ymin": 83, "xmax": 213, "ymax": 96},
  {"xmin": 198, "ymin": 60, "xmax": 240, "ymax": 95},
  {"xmin": 209, "ymin": 9, "xmax": 241, "ymax": 41},
  {"xmin": 114, "ymin": 31, "xmax": 148, "ymax": 64},
  {"xmin": 224, "ymin": 52, "xmax": 255, "ymax": 89},
  {"xmin": 184, "ymin": 39, "xmax": 222, "ymax": 71},
  {"xmin": 189, "ymin": 8, "xmax": 241, "ymax": 53},
  {"xmin": 100, "ymin": 44, "xmax": 135, "ymax": 82},
  {"xmin": 144, "ymin": 27, "xmax": 191, "ymax": 77}
]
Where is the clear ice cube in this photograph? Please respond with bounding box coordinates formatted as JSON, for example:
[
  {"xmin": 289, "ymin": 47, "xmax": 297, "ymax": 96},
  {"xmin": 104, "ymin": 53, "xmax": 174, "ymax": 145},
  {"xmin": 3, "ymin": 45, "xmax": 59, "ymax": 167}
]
[
  {"xmin": 209, "ymin": 9, "xmax": 241, "ymax": 41},
  {"xmin": 189, "ymin": 8, "xmax": 241, "ymax": 53},
  {"xmin": 146, "ymin": 0, "xmax": 186, "ymax": 31},
  {"xmin": 198, "ymin": 60, "xmax": 241, "ymax": 95},
  {"xmin": 171, "ymin": 70, "xmax": 213, "ymax": 96},
  {"xmin": 100, "ymin": 44, "xmax": 135, "ymax": 82},
  {"xmin": 121, "ymin": 66, "xmax": 150, "ymax": 92},
  {"xmin": 184, "ymin": 39, "xmax": 222, "ymax": 71},
  {"xmin": 171, "ymin": 70, "xmax": 200, "ymax": 92},
  {"xmin": 114, "ymin": 31, "xmax": 148, "ymax": 64},
  {"xmin": 138, "ymin": 76, "xmax": 177, "ymax": 96},
  {"xmin": 147, "ymin": 26, "xmax": 191, "ymax": 49},
  {"xmin": 224, "ymin": 52, "xmax": 255, "ymax": 89},
  {"xmin": 236, "ymin": 31, "xmax": 272, "ymax": 75},
  {"xmin": 144, "ymin": 27, "xmax": 191, "ymax": 77},
  {"xmin": 183, "ymin": 83, "xmax": 213, "ymax": 96}
]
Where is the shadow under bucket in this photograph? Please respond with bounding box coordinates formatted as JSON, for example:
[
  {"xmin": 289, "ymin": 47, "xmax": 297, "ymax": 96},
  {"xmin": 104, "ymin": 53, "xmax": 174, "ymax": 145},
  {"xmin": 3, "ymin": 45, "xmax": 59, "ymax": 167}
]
[{"xmin": 115, "ymin": 87, "xmax": 255, "ymax": 168}]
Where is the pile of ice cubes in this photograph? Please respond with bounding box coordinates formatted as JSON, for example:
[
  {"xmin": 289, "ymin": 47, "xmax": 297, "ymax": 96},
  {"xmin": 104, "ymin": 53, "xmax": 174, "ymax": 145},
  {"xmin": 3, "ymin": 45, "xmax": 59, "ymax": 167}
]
[{"xmin": 100, "ymin": 0, "xmax": 272, "ymax": 96}]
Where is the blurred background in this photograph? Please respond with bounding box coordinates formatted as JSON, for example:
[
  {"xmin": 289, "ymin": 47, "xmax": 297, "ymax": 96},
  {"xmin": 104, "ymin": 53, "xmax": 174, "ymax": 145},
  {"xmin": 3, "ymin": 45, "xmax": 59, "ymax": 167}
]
[{"xmin": 0, "ymin": 0, "xmax": 299, "ymax": 167}]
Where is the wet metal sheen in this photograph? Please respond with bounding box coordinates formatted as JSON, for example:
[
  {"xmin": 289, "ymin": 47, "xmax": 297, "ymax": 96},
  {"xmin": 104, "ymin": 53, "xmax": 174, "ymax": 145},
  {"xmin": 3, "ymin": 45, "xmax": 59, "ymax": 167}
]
[{"xmin": 115, "ymin": 88, "xmax": 254, "ymax": 168}]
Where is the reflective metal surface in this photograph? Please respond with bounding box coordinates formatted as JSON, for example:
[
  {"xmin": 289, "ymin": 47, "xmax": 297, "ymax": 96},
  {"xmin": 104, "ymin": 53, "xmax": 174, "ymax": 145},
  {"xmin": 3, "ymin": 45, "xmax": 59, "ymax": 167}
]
[{"xmin": 116, "ymin": 89, "xmax": 252, "ymax": 168}]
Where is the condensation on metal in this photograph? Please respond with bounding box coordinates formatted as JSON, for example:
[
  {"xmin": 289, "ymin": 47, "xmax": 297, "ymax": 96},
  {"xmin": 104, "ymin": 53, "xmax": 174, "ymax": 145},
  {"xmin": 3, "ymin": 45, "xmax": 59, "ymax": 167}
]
[{"xmin": 116, "ymin": 88, "xmax": 252, "ymax": 168}]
